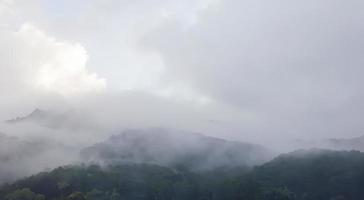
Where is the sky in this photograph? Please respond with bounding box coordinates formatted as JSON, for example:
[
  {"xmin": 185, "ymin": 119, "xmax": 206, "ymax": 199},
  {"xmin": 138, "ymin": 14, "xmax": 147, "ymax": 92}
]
[{"xmin": 1, "ymin": 0, "xmax": 364, "ymax": 147}]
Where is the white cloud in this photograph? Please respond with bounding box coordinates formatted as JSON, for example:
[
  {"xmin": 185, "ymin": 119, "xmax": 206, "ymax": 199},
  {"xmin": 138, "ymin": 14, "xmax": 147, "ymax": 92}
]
[
  {"xmin": 3, "ymin": 0, "xmax": 364, "ymax": 145},
  {"xmin": 0, "ymin": 23, "xmax": 106, "ymax": 97}
]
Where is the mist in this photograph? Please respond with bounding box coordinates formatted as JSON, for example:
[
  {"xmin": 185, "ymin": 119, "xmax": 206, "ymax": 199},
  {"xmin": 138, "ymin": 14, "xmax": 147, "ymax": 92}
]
[{"xmin": 1, "ymin": 0, "xmax": 364, "ymax": 188}]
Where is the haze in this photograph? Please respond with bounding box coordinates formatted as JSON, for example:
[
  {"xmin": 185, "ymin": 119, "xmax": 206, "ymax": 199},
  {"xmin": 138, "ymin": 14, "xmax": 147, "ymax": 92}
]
[{"xmin": 2, "ymin": 0, "xmax": 364, "ymax": 150}]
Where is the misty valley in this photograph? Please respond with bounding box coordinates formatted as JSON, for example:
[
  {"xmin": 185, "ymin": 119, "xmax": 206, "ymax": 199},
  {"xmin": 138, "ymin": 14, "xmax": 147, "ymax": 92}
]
[{"xmin": 1, "ymin": 110, "xmax": 364, "ymax": 200}]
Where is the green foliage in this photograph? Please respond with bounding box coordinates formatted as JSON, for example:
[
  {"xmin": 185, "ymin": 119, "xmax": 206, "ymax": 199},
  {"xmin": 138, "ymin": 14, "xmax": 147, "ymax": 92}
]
[
  {"xmin": 1, "ymin": 150, "xmax": 364, "ymax": 200},
  {"xmin": 85, "ymin": 189, "xmax": 105, "ymax": 200},
  {"xmin": 67, "ymin": 191, "xmax": 85, "ymax": 200},
  {"xmin": 85, "ymin": 189, "xmax": 121, "ymax": 200},
  {"xmin": 5, "ymin": 188, "xmax": 45, "ymax": 200},
  {"xmin": 263, "ymin": 187, "xmax": 296, "ymax": 200},
  {"xmin": 252, "ymin": 149, "xmax": 364, "ymax": 199}
]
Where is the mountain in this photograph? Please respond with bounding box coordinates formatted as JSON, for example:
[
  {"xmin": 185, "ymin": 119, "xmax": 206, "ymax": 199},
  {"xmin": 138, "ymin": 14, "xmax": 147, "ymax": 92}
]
[
  {"xmin": 80, "ymin": 128, "xmax": 274, "ymax": 170},
  {"xmin": 6, "ymin": 108, "xmax": 97, "ymax": 131},
  {"xmin": 6, "ymin": 109, "xmax": 71, "ymax": 129},
  {"xmin": 325, "ymin": 135, "xmax": 364, "ymax": 151},
  {"xmin": 7, "ymin": 109, "xmax": 48, "ymax": 123},
  {"xmin": 7, "ymin": 109, "xmax": 58, "ymax": 125},
  {"xmin": 293, "ymin": 135, "xmax": 364, "ymax": 152}
]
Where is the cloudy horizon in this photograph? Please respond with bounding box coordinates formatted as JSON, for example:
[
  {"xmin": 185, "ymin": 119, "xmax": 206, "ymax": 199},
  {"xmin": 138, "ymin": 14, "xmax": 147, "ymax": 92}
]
[{"xmin": 2, "ymin": 0, "xmax": 364, "ymax": 149}]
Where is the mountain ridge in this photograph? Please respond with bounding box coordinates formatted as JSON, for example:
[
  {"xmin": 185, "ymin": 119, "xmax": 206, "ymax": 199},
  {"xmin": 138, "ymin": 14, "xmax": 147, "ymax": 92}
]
[{"xmin": 80, "ymin": 128, "xmax": 274, "ymax": 170}]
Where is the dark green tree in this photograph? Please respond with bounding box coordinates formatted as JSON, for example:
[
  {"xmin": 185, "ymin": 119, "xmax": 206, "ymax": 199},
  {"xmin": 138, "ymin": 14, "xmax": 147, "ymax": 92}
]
[
  {"xmin": 67, "ymin": 191, "xmax": 86, "ymax": 200},
  {"xmin": 5, "ymin": 188, "xmax": 45, "ymax": 200}
]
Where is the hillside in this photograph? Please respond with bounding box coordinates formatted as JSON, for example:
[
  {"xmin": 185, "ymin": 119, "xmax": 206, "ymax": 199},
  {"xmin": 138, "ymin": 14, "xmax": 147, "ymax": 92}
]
[
  {"xmin": 80, "ymin": 128, "xmax": 273, "ymax": 170},
  {"xmin": 2, "ymin": 150, "xmax": 364, "ymax": 199},
  {"xmin": 250, "ymin": 149, "xmax": 364, "ymax": 200},
  {"xmin": 0, "ymin": 164, "xmax": 250, "ymax": 200}
]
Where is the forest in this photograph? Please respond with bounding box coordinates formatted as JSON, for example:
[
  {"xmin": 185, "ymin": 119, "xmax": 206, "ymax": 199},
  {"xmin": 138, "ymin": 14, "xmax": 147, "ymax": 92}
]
[{"xmin": 1, "ymin": 149, "xmax": 363, "ymax": 200}]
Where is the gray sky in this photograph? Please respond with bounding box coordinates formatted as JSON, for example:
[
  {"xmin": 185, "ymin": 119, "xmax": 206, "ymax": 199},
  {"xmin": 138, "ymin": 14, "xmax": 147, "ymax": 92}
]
[{"xmin": 1, "ymin": 0, "xmax": 364, "ymax": 146}]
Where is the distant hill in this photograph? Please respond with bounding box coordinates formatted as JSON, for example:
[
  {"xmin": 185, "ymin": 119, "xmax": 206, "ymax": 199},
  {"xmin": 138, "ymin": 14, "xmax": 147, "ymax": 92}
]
[
  {"xmin": 325, "ymin": 135, "xmax": 364, "ymax": 151},
  {"xmin": 7, "ymin": 109, "xmax": 49, "ymax": 123},
  {"xmin": 6, "ymin": 108, "xmax": 97, "ymax": 131},
  {"xmin": 6, "ymin": 109, "xmax": 61, "ymax": 126},
  {"xmin": 80, "ymin": 128, "xmax": 274, "ymax": 170},
  {"xmin": 293, "ymin": 135, "xmax": 364, "ymax": 152}
]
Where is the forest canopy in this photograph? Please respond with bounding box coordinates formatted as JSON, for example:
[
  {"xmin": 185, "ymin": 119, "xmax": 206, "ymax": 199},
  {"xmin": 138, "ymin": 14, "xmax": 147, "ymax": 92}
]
[{"xmin": 1, "ymin": 149, "xmax": 363, "ymax": 200}]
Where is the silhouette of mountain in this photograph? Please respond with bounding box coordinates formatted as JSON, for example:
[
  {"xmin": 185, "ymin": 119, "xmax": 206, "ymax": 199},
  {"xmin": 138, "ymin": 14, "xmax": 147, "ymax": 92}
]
[
  {"xmin": 80, "ymin": 128, "xmax": 274, "ymax": 170},
  {"xmin": 5, "ymin": 108, "xmax": 95, "ymax": 131}
]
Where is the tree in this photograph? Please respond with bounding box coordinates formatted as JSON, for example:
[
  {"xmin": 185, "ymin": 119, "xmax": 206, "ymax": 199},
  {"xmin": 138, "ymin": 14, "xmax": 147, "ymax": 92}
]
[
  {"xmin": 5, "ymin": 188, "xmax": 45, "ymax": 200},
  {"xmin": 58, "ymin": 181, "xmax": 70, "ymax": 199},
  {"xmin": 86, "ymin": 189, "xmax": 107, "ymax": 200},
  {"xmin": 109, "ymin": 189, "xmax": 121, "ymax": 200},
  {"xmin": 264, "ymin": 187, "xmax": 296, "ymax": 200},
  {"xmin": 67, "ymin": 191, "xmax": 86, "ymax": 200}
]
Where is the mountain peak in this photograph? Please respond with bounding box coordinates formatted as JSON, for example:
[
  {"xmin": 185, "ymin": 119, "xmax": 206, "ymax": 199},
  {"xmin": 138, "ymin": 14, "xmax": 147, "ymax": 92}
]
[
  {"xmin": 6, "ymin": 108, "xmax": 47, "ymax": 123},
  {"xmin": 81, "ymin": 128, "xmax": 274, "ymax": 170}
]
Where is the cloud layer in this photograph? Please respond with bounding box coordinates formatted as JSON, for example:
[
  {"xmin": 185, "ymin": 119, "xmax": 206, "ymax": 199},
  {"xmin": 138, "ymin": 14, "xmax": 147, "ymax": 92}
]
[
  {"xmin": 2, "ymin": 0, "xmax": 364, "ymax": 146},
  {"xmin": 0, "ymin": 23, "xmax": 105, "ymax": 96},
  {"xmin": 146, "ymin": 0, "xmax": 364, "ymax": 141}
]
